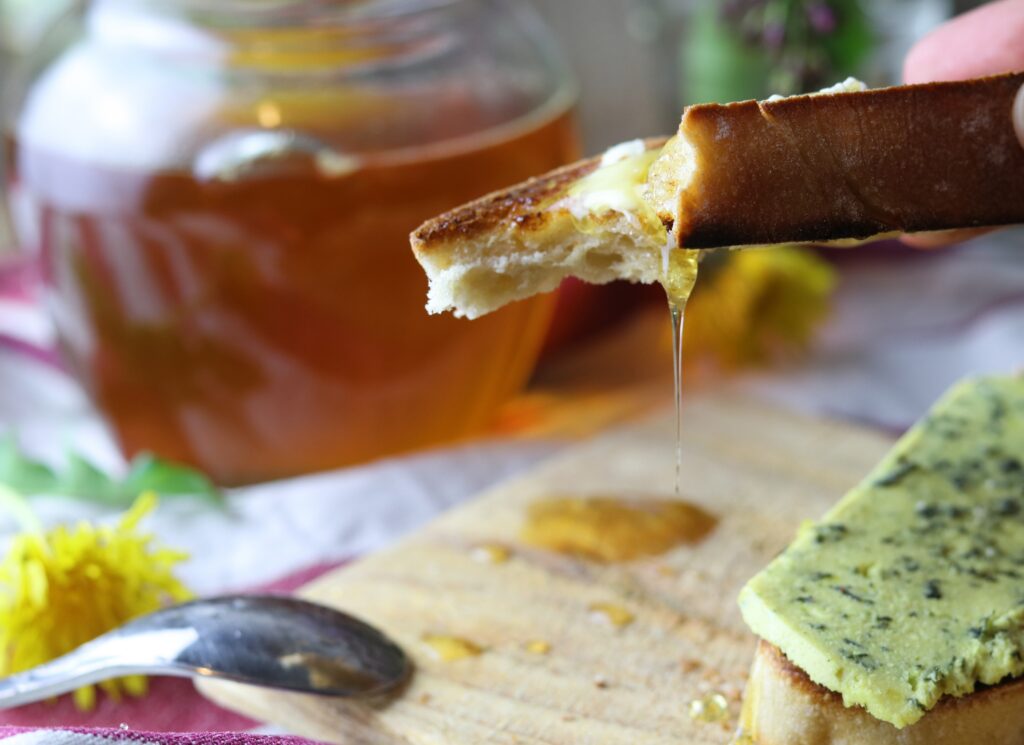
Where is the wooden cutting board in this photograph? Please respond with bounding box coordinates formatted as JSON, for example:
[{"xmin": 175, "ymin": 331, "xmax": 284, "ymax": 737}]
[{"xmin": 198, "ymin": 389, "xmax": 894, "ymax": 744}]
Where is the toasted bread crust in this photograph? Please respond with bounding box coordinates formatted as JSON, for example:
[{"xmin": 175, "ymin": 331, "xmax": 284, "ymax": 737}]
[
  {"xmin": 671, "ymin": 72, "xmax": 1024, "ymax": 248},
  {"xmin": 411, "ymin": 137, "xmax": 667, "ymax": 255},
  {"xmin": 409, "ymin": 138, "xmax": 671, "ymax": 318},
  {"xmin": 742, "ymin": 641, "xmax": 1024, "ymax": 745},
  {"xmin": 411, "ymin": 158, "xmax": 598, "ymax": 251},
  {"xmin": 409, "ymin": 74, "xmax": 1024, "ymax": 318}
]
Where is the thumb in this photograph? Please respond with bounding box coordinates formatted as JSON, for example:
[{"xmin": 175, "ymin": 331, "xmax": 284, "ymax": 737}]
[{"xmin": 1015, "ymin": 83, "xmax": 1024, "ymax": 151}]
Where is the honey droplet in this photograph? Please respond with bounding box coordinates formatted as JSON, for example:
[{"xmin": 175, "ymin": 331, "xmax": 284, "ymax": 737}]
[
  {"xmin": 588, "ymin": 602, "xmax": 635, "ymax": 629},
  {"xmin": 421, "ymin": 634, "xmax": 483, "ymax": 662},
  {"xmin": 525, "ymin": 639, "xmax": 551, "ymax": 655},
  {"xmin": 470, "ymin": 543, "xmax": 511, "ymax": 564},
  {"xmin": 661, "ymin": 248, "xmax": 701, "ymax": 314},
  {"xmin": 521, "ymin": 496, "xmax": 716, "ymax": 562},
  {"xmin": 730, "ymin": 730, "xmax": 756, "ymax": 745},
  {"xmin": 689, "ymin": 691, "xmax": 730, "ymax": 724}
]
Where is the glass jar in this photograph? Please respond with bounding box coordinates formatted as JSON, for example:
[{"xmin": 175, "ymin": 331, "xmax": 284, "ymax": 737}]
[{"xmin": 4, "ymin": 0, "xmax": 580, "ymax": 485}]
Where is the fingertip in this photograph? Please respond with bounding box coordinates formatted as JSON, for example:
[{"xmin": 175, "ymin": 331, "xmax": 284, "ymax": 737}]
[
  {"xmin": 901, "ymin": 228, "xmax": 992, "ymax": 249},
  {"xmin": 902, "ymin": 0, "xmax": 1024, "ymax": 84},
  {"xmin": 1014, "ymin": 83, "xmax": 1024, "ymax": 151},
  {"xmin": 902, "ymin": 37, "xmax": 935, "ymax": 85}
]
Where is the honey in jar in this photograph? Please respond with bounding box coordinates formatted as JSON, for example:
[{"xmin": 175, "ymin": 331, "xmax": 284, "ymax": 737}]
[{"xmin": 5, "ymin": 0, "xmax": 581, "ymax": 484}]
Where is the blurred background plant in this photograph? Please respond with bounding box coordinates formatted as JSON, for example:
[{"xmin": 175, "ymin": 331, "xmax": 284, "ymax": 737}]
[
  {"xmin": 535, "ymin": 0, "xmax": 957, "ymax": 150},
  {"xmin": 682, "ymin": 0, "xmax": 876, "ymax": 101},
  {"xmin": 534, "ymin": 0, "xmax": 954, "ymax": 372}
]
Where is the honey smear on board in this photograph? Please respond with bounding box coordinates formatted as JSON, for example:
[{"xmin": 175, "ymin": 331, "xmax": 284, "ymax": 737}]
[
  {"xmin": 525, "ymin": 639, "xmax": 552, "ymax": 655},
  {"xmin": 421, "ymin": 634, "xmax": 484, "ymax": 662},
  {"xmin": 470, "ymin": 543, "xmax": 511, "ymax": 564},
  {"xmin": 588, "ymin": 602, "xmax": 635, "ymax": 629},
  {"xmin": 521, "ymin": 496, "xmax": 716, "ymax": 562},
  {"xmin": 730, "ymin": 730, "xmax": 756, "ymax": 745}
]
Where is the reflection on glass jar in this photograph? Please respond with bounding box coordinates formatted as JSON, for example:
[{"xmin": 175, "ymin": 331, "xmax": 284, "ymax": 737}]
[{"xmin": 5, "ymin": 0, "xmax": 580, "ymax": 484}]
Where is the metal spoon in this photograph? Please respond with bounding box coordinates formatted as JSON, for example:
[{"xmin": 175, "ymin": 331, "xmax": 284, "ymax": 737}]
[{"xmin": 0, "ymin": 595, "xmax": 410, "ymax": 708}]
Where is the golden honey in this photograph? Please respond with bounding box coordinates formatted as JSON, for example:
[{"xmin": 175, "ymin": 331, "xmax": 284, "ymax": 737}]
[
  {"xmin": 587, "ymin": 602, "xmax": 635, "ymax": 629},
  {"xmin": 470, "ymin": 544, "xmax": 511, "ymax": 565},
  {"xmin": 7, "ymin": 109, "xmax": 579, "ymax": 484},
  {"xmin": 525, "ymin": 640, "xmax": 551, "ymax": 655},
  {"xmin": 421, "ymin": 634, "xmax": 484, "ymax": 662},
  {"xmin": 664, "ymin": 249, "xmax": 702, "ymax": 496},
  {"xmin": 689, "ymin": 691, "xmax": 730, "ymax": 724},
  {"xmin": 521, "ymin": 496, "xmax": 716, "ymax": 562},
  {"xmin": 730, "ymin": 729, "xmax": 756, "ymax": 745}
]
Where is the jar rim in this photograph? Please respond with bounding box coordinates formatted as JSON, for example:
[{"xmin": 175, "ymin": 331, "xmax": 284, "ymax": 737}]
[
  {"xmin": 99, "ymin": 0, "xmax": 472, "ymax": 28},
  {"xmin": 86, "ymin": 0, "xmax": 486, "ymax": 72}
]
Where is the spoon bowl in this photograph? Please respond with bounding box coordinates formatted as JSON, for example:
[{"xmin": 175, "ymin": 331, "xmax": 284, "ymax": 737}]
[{"xmin": 0, "ymin": 595, "xmax": 410, "ymax": 708}]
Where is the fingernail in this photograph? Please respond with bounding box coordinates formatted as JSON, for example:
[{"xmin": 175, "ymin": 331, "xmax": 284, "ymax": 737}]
[{"xmin": 1015, "ymin": 83, "xmax": 1024, "ymax": 151}]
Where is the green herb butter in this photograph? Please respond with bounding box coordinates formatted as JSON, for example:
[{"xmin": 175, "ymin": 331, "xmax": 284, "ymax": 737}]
[{"xmin": 739, "ymin": 375, "xmax": 1024, "ymax": 728}]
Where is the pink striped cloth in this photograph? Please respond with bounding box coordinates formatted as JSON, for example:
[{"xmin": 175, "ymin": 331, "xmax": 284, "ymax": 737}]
[{"xmin": 0, "ymin": 728, "xmax": 321, "ymax": 744}]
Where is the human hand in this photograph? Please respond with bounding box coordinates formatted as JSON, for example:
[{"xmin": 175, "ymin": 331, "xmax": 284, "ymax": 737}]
[{"xmin": 901, "ymin": 0, "xmax": 1024, "ymax": 248}]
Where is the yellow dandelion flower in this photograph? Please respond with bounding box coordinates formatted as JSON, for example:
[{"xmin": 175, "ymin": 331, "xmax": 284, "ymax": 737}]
[
  {"xmin": 684, "ymin": 246, "xmax": 836, "ymax": 369},
  {"xmin": 0, "ymin": 491, "xmax": 192, "ymax": 709}
]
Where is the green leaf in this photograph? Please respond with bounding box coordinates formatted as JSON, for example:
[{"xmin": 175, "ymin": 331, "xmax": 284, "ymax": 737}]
[
  {"xmin": 0, "ymin": 434, "xmax": 58, "ymax": 495},
  {"xmin": 822, "ymin": 0, "xmax": 875, "ymax": 76},
  {"xmin": 0, "ymin": 434, "xmax": 220, "ymax": 507},
  {"xmin": 57, "ymin": 453, "xmax": 121, "ymax": 505},
  {"xmin": 681, "ymin": 3, "xmax": 772, "ymax": 104},
  {"xmin": 122, "ymin": 452, "xmax": 220, "ymax": 504}
]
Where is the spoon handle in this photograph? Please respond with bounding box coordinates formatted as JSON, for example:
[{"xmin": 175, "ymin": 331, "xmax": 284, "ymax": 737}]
[
  {"xmin": 0, "ymin": 655, "xmax": 148, "ymax": 708},
  {"xmin": 0, "ymin": 628, "xmax": 198, "ymax": 709}
]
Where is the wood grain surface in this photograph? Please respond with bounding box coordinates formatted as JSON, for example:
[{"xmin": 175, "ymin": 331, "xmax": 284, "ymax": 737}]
[{"xmin": 198, "ymin": 390, "xmax": 894, "ymax": 744}]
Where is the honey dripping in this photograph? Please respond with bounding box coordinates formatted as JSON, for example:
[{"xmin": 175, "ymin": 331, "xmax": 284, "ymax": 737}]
[
  {"xmin": 521, "ymin": 496, "xmax": 715, "ymax": 562},
  {"xmin": 662, "ymin": 248, "xmax": 701, "ymax": 497}
]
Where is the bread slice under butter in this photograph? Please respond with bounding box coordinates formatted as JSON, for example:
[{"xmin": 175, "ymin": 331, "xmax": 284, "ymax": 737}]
[
  {"xmin": 412, "ymin": 72, "xmax": 1024, "ymax": 320},
  {"xmin": 741, "ymin": 641, "xmax": 1024, "ymax": 745},
  {"xmin": 739, "ymin": 375, "xmax": 1024, "ymax": 739}
]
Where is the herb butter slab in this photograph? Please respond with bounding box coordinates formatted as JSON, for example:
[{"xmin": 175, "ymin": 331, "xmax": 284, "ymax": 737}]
[{"xmin": 739, "ymin": 375, "xmax": 1024, "ymax": 728}]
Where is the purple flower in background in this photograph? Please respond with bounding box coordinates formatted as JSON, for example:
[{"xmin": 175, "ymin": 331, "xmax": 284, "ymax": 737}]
[
  {"xmin": 720, "ymin": 0, "xmax": 745, "ymax": 19},
  {"xmin": 762, "ymin": 21, "xmax": 785, "ymax": 50},
  {"xmin": 720, "ymin": 0, "xmax": 765, "ymax": 21},
  {"xmin": 807, "ymin": 1, "xmax": 838, "ymax": 34}
]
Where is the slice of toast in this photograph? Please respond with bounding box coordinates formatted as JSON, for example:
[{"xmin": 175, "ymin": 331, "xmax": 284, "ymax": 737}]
[
  {"xmin": 412, "ymin": 73, "xmax": 1024, "ymax": 319},
  {"xmin": 410, "ymin": 138, "xmax": 669, "ymax": 319},
  {"xmin": 647, "ymin": 71, "xmax": 1024, "ymax": 249},
  {"xmin": 741, "ymin": 641, "xmax": 1024, "ymax": 745}
]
